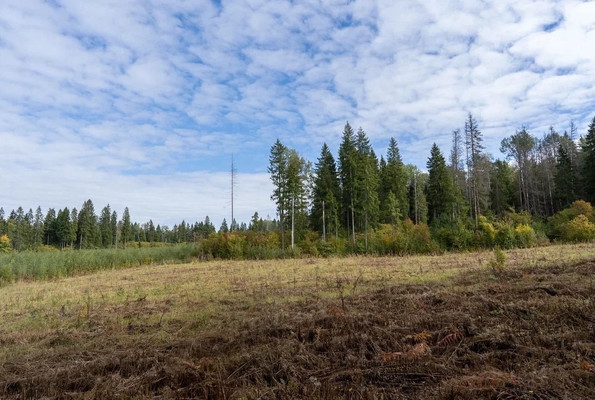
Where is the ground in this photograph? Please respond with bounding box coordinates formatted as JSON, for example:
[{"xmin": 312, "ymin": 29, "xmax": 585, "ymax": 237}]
[{"xmin": 1, "ymin": 244, "xmax": 595, "ymax": 399}]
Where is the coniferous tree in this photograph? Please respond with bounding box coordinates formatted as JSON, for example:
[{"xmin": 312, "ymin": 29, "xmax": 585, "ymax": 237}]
[
  {"xmin": 353, "ymin": 127, "xmax": 380, "ymax": 249},
  {"xmin": 219, "ymin": 218, "xmax": 229, "ymax": 233},
  {"xmin": 407, "ymin": 166, "xmax": 428, "ymax": 224},
  {"xmin": 554, "ymin": 134, "xmax": 579, "ymax": 210},
  {"xmin": 121, "ymin": 207, "xmax": 131, "ymax": 248},
  {"xmin": 44, "ymin": 208, "xmax": 57, "ymax": 246},
  {"xmin": 33, "ymin": 206, "xmax": 44, "ymax": 248},
  {"xmin": 99, "ymin": 205, "xmax": 113, "ymax": 248},
  {"xmin": 110, "ymin": 210, "xmax": 118, "ymax": 247},
  {"xmin": 582, "ymin": 115, "xmax": 595, "ymax": 203},
  {"xmin": 338, "ymin": 122, "xmax": 357, "ymax": 241},
  {"xmin": 77, "ymin": 199, "xmax": 97, "ymax": 249},
  {"xmin": 310, "ymin": 143, "xmax": 341, "ymax": 239},
  {"xmin": 489, "ymin": 160, "xmax": 517, "ymax": 215},
  {"xmin": 380, "ymin": 138, "xmax": 408, "ymax": 224},
  {"xmin": 285, "ymin": 149, "xmax": 311, "ymax": 248},
  {"xmin": 55, "ymin": 207, "xmax": 71, "ymax": 249},
  {"xmin": 426, "ymin": 144, "xmax": 457, "ymax": 225},
  {"xmin": 465, "ymin": 113, "xmax": 486, "ymax": 225},
  {"xmin": 0, "ymin": 208, "xmax": 6, "ymax": 235},
  {"xmin": 268, "ymin": 139, "xmax": 289, "ymax": 249}
]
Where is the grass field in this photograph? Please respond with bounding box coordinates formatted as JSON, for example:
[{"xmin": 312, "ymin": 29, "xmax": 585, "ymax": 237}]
[{"xmin": 1, "ymin": 244, "xmax": 595, "ymax": 399}]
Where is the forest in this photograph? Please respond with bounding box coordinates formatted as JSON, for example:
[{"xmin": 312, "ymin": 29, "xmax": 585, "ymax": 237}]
[{"xmin": 2, "ymin": 113, "xmax": 595, "ymax": 259}]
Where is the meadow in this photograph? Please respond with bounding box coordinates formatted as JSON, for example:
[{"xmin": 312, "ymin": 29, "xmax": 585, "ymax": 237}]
[{"xmin": 1, "ymin": 244, "xmax": 595, "ymax": 399}]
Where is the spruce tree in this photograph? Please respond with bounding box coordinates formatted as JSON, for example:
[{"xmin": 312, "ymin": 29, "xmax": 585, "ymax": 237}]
[
  {"xmin": 99, "ymin": 205, "xmax": 113, "ymax": 248},
  {"xmin": 338, "ymin": 122, "xmax": 357, "ymax": 240},
  {"xmin": 379, "ymin": 138, "xmax": 408, "ymax": 224},
  {"xmin": 426, "ymin": 143, "xmax": 457, "ymax": 225},
  {"xmin": 582, "ymin": 115, "xmax": 595, "ymax": 203},
  {"xmin": 310, "ymin": 143, "xmax": 341, "ymax": 239}
]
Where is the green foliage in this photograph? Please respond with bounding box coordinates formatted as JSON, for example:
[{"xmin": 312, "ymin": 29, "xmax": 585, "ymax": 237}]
[
  {"xmin": 316, "ymin": 236, "xmax": 347, "ymax": 257},
  {"xmin": 488, "ymin": 247, "xmax": 506, "ymax": 274},
  {"xmin": 494, "ymin": 222, "xmax": 516, "ymax": 249},
  {"xmin": 561, "ymin": 215, "xmax": 595, "ymax": 242},
  {"xmin": 475, "ymin": 216, "xmax": 496, "ymax": 248},
  {"xmin": 0, "ymin": 245, "xmax": 197, "ymax": 284},
  {"xmin": 433, "ymin": 219, "xmax": 474, "ymax": 251},
  {"xmin": 514, "ymin": 224, "xmax": 537, "ymax": 248},
  {"xmin": 548, "ymin": 200, "xmax": 594, "ymax": 240}
]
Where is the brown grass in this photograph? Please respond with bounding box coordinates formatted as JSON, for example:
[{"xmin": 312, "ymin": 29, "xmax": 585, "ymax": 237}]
[{"xmin": 1, "ymin": 243, "xmax": 595, "ymax": 399}]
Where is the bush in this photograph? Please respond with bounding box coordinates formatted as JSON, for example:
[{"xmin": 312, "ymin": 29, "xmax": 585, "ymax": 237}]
[
  {"xmin": 0, "ymin": 234, "xmax": 11, "ymax": 253},
  {"xmin": 548, "ymin": 200, "xmax": 595, "ymax": 240},
  {"xmin": 476, "ymin": 216, "xmax": 496, "ymax": 248},
  {"xmin": 561, "ymin": 215, "xmax": 595, "ymax": 242},
  {"xmin": 494, "ymin": 222, "xmax": 515, "ymax": 249},
  {"xmin": 514, "ymin": 224, "xmax": 537, "ymax": 248},
  {"xmin": 434, "ymin": 221, "xmax": 474, "ymax": 251}
]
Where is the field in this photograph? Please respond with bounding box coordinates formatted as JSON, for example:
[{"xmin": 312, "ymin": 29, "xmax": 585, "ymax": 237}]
[{"xmin": 1, "ymin": 244, "xmax": 595, "ymax": 399}]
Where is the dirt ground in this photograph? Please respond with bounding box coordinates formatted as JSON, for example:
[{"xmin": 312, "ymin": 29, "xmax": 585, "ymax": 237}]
[{"xmin": 1, "ymin": 258, "xmax": 595, "ymax": 399}]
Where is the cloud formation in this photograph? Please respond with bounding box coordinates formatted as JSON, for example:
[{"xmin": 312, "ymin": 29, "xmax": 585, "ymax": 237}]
[{"xmin": 1, "ymin": 0, "xmax": 594, "ymax": 226}]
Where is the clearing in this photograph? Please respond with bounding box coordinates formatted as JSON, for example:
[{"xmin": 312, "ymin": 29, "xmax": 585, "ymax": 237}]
[{"xmin": 1, "ymin": 244, "xmax": 595, "ymax": 399}]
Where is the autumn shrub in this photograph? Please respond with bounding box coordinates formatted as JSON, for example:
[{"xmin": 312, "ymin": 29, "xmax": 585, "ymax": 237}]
[
  {"xmin": 494, "ymin": 222, "xmax": 516, "ymax": 249},
  {"xmin": 514, "ymin": 224, "xmax": 536, "ymax": 248},
  {"xmin": 0, "ymin": 234, "xmax": 11, "ymax": 253},
  {"xmin": 475, "ymin": 216, "xmax": 496, "ymax": 248},
  {"xmin": 548, "ymin": 200, "xmax": 595, "ymax": 240},
  {"xmin": 401, "ymin": 220, "xmax": 437, "ymax": 254},
  {"xmin": 561, "ymin": 215, "xmax": 595, "ymax": 242}
]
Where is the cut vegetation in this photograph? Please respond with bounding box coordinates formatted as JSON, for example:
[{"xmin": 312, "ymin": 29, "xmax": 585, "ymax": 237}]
[{"xmin": 1, "ymin": 243, "xmax": 595, "ymax": 399}]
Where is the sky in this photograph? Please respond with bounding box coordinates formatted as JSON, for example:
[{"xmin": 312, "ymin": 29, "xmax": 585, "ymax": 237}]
[{"xmin": 1, "ymin": 0, "xmax": 594, "ymax": 228}]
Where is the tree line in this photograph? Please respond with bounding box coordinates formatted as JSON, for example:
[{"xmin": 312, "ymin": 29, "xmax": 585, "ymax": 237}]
[
  {"xmin": 266, "ymin": 113, "xmax": 595, "ymax": 253},
  {"xmin": 2, "ymin": 113, "xmax": 595, "ymax": 257},
  {"xmin": 0, "ymin": 201, "xmax": 222, "ymax": 251}
]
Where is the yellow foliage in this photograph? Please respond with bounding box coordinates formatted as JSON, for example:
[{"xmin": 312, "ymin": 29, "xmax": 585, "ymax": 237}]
[
  {"xmin": 570, "ymin": 200, "xmax": 593, "ymax": 219},
  {"xmin": 514, "ymin": 224, "xmax": 536, "ymax": 248},
  {"xmin": 0, "ymin": 234, "xmax": 11, "ymax": 253},
  {"xmin": 562, "ymin": 215, "xmax": 595, "ymax": 242}
]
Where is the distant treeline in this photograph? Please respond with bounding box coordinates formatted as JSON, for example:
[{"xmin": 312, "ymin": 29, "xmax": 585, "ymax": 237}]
[{"xmin": 2, "ymin": 113, "xmax": 595, "ymax": 258}]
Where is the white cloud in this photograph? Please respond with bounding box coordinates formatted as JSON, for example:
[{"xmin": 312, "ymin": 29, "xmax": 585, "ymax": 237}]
[{"xmin": 1, "ymin": 0, "xmax": 594, "ymax": 226}]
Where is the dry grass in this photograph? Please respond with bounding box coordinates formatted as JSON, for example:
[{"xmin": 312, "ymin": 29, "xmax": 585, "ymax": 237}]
[{"xmin": 1, "ymin": 243, "xmax": 595, "ymax": 399}]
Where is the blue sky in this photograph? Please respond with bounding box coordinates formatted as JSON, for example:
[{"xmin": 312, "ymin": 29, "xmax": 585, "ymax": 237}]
[{"xmin": 1, "ymin": 0, "xmax": 594, "ymax": 227}]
